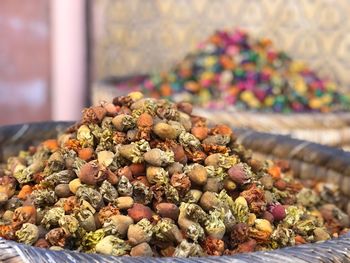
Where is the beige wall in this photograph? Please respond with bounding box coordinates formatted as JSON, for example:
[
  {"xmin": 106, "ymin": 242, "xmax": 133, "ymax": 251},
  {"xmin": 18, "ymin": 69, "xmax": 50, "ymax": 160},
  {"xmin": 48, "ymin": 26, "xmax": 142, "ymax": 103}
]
[{"xmin": 92, "ymin": 0, "xmax": 350, "ymax": 92}]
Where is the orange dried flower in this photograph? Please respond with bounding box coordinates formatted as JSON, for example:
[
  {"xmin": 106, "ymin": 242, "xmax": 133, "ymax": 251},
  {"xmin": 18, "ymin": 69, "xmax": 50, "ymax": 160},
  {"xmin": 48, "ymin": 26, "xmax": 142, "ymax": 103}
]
[
  {"xmin": 98, "ymin": 204, "xmax": 121, "ymax": 225},
  {"xmin": 42, "ymin": 139, "xmax": 59, "ymax": 151},
  {"xmin": 78, "ymin": 147, "xmax": 94, "ymax": 161},
  {"xmin": 12, "ymin": 206, "xmax": 37, "ymax": 229},
  {"xmin": 210, "ymin": 124, "xmax": 232, "ymax": 136},
  {"xmin": 268, "ymin": 165, "xmax": 281, "ymax": 179},
  {"xmin": 17, "ymin": 185, "xmax": 33, "ymax": 200},
  {"xmin": 191, "ymin": 126, "xmax": 209, "ymax": 141},
  {"xmin": 64, "ymin": 139, "xmax": 81, "ymax": 152}
]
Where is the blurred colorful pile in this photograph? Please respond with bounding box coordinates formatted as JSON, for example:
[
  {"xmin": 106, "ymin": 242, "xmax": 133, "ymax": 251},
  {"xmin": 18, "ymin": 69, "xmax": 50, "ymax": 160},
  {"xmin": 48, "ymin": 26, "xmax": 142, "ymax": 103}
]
[{"xmin": 140, "ymin": 29, "xmax": 350, "ymax": 113}]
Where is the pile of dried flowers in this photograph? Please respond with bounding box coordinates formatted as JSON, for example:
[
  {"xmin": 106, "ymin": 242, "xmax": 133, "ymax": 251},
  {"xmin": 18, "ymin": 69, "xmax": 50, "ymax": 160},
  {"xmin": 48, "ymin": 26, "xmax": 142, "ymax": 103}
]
[{"xmin": 0, "ymin": 92, "xmax": 349, "ymax": 257}]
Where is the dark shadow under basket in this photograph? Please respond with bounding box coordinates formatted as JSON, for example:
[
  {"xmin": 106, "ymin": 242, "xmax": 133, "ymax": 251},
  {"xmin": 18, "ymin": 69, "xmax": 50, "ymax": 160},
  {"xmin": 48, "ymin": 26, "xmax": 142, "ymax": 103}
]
[{"xmin": 0, "ymin": 122, "xmax": 349, "ymax": 263}]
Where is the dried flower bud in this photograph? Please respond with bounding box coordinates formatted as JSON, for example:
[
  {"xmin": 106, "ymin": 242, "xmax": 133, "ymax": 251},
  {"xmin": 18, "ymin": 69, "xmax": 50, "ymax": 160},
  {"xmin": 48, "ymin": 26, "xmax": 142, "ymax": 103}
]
[
  {"xmin": 296, "ymin": 188, "xmax": 320, "ymax": 208},
  {"xmin": 97, "ymin": 151, "xmax": 115, "ymax": 167},
  {"xmin": 204, "ymin": 210, "xmax": 226, "ymax": 239},
  {"xmin": 97, "ymin": 204, "xmax": 120, "ymax": 225},
  {"xmin": 144, "ymin": 148, "xmax": 175, "ymax": 167},
  {"xmin": 68, "ymin": 178, "xmax": 82, "ymax": 194},
  {"xmin": 99, "ymin": 180, "xmax": 118, "ymax": 203},
  {"xmin": 129, "ymin": 163, "xmax": 146, "ymax": 177},
  {"xmin": 12, "ymin": 206, "xmax": 37, "ymax": 228},
  {"xmin": 78, "ymin": 162, "xmax": 104, "ymax": 186},
  {"xmin": 156, "ymin": 203, "xmax": 180, "ymax": 221},
  {"xmin": 274, "ymin": 179, "xmax": 287, "ymax": 191},
  {"xmin": 117, "ymin": 176, "xmax": 133, "ymax": 196},
  {"xmin": 77, "ymin": 125, "xmax": 94, "ymax": 148},
  {"xmin": 153, "ymin": 218, "xmax": 183, "ymax": 244},
  {"xmin": 191, "ymin": 126, "xmax": 209, "ymax": 141},
  {"xmin": 95, "ymin": 235, "xmax": 131, "ymax": 256},
  {"xmin": 283, "ymin": 206, "xmax": 304, "ymax": 226},
  {"xmin": 112, "ymin": 114, "xmax": 135, "ymax": 132},
  {"xmin": 119, "ymin": 140, "xmax": 150, "ymax": 163},
  {"xmin": 178, "ymin": 131, "xmax": 201, "ymax": 149},
  {"xmin": 202, "ymin": 237, "xmax": 225, "ymax": 256},
  {"xmin": 240, "ymin": 184, "xmax": 266, "ymax": 215},
  {"xmin": 80, "ymin": 229, "xmax": 105, "ymax": 252},
  {"xmin": 153, "ymin": 122, "xmax": 178, "ymax": 140},
  {"xmin": 313, "ymin": 227, "xmax": 331, "ymax": 241},
  {"xmin": 34, "ymin": 238, "xmax": 50, "ymax": 248},
  {"xmin": 15, "ymin": 223, "xmax": 39, "ymax": 245},
  {"xmin": 205, "ymin": 177, "xmax": 224, "ymax": 192},
  {"xmin": 41, "ymin": 207, "xmax": 65, "ymax": 229},
  {"xmin": 45, "ymin": 227, "xmax": 69, "ymax": 247},
  {"xmin": 146, "ymin": 166, "xmax": 169, "ymax": 185},
  {"xmin": 268, "ymin": 203, "xmax": 286, "ymax": 221},
  {"xmin": 76, "ymin": 185, "xmax": 103, "ymax": 210},
  {"xmin": 185, "ymin": 164, "xmax": 208, "ymax": 186},
  {"xmin": 127, "ymin": 218, "xmax": 153, "ymax": 245},
  {"xmin": 54, "ymin": 184, "xmax": 72, "ymax": 198},
  {"xmin": 260, "ymin": 174, "xmax": 274, "ymax": 190},
  {"xmin": 132, "ymin": 181, "xmax": 152, "ymax": 205},
  {"xmin": 128, "ymin": 203, "xmax": 152, "ymax": 222},
  {"xmin": 167, "ymin": 162, "xmax": 184, "ymax": 176},
  {"xmin": 199, "ymin": 191, "xmax": 220, "ymax": 212},
  {"xmin": 130, "ymin": 242, "xmax": 153, "ymax": 257},
  {"xmin": 103, "ymin": 215, "xmax": 133, "ymax": 237},
  {"xmin": 228, "ymin": 163, "xmax": 252, "ymax": 185},
  {"xmin": 58, "ymin": 215, "xmax": 79, "ymax": 236},
  {"xmin": 202, "ymin": 135, "xmax": 230, "ymax": 146},
  {"xmin": 43, "ymin": 170, "xmax": 76, "ymax": 187},
  {"xmin": 115, "ymin": 196, "xmax": 134, "ymax": 210},
  {"xmin": 171, "ymin": 144, "xmax": 187, "ymax": 164},
  {"xmin": 173, "ymin": 240, "xmax": 205, "ymax": 257},
  {"xmin": 170, "ymin": 173, "xmax": 191, "ymax": 197},
  {"xmin": 183, "ymin": 189, "xmax": 202, "ymax": 204}
]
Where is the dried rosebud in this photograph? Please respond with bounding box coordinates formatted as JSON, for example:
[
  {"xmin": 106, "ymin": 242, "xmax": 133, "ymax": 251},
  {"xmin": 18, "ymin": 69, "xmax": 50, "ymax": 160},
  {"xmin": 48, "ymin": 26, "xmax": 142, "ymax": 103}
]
[
  {"xmin": 202, "ymin": 237, "xmax": 225, "ymax": 256},
  {"xmin": 127, "ymin": 218, "xmax": 153, "ymax": 245},
  {"xmin": 128, "ymin": 203, "xmax": 152, "ymax": 222},
  {"xmin": 95, "ymin": 235, "xmax": 131, "ymax": 256},
  {"xmin": 240, "ymin": 184, "xmax": 266, "ymax": 215},
  {"xmin": 45, "ymin": 227, "xmax": 68, "ymax": 247},
  {"xmin": 130, "ymin": 242, "xmax": 154, "ymax": 257},
  {"xmin": 156, "ymin": 203, "xmax": 180, "ymax": 221},
  {"xmin": 170, "ymin": 173, "xmax": 191, "ymax": 197},
  {"xmin": 185, "ymin": 164, "xmax": 208, "ymax": 186},
  {"xmin": 268, "ymin": 203, "xmax": 286, "ymax": 221},
  {"xmin": 228, "ymin": 163, "xmax": 251, "ymax": 185}
]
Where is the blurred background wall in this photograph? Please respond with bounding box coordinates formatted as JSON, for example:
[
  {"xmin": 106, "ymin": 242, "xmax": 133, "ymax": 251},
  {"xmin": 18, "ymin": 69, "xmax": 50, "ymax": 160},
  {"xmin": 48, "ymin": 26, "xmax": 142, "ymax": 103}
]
[
  {"xmin": 92, "ymin": 0, "xmax": 350, "ymax": 92},
  {"xmin": 0, "ymin": 0, "xmax": 50, "ymax": 125}
]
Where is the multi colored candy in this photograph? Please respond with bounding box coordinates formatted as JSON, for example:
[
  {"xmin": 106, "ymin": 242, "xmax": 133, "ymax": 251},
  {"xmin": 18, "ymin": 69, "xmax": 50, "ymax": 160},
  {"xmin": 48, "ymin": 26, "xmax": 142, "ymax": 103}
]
[{"xmin": 139, "ymin": 29, "xmax": 350, "ymax": 113}]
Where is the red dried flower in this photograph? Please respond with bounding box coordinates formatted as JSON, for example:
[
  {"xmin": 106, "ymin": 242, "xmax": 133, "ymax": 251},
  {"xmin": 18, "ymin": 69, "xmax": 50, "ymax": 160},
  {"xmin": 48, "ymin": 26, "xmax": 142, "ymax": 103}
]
[
  {"xmin": 202, "ymin": 237, "xmax": 225, "ymax": 256},
  {"xmin": 240, "ymin": 184, "xmax": 266, "ymax": 215}
]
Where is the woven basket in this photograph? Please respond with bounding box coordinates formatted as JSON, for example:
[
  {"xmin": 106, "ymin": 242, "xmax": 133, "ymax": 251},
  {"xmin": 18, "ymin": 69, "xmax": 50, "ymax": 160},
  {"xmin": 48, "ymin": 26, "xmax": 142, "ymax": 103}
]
[
  {"xmin": 92, "ymin": 77, "xmax": 350, "ymax": 149},
  {"xmin": 0, "ymin": 122, "xmax": 349, "ymax": 263}
]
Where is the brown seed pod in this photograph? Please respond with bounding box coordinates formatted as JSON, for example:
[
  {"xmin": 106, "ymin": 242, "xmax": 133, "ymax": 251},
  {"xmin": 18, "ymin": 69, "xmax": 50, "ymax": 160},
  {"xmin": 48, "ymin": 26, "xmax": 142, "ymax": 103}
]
[
  {"xmin": 54, "ymin": 184, "xmax": 72, "ymax": 198},
  {"xmin": 199, "ymin": 191, "xmax": 220, "ymax": 212},
  {"xmin": 191, "ymin": 126, "xmax": 209, "ymax": 141},
  {"xmin": 156, "ymin": 203, "xmax": 180, "ymax": 221},
  {"xmin": 186, "ymin": 164, "xmax": 208, "ymax": 186},
  {"xmin": 177, "ymin": 102, "xmax": 193, "ymax": 115},
  {"xmin": 171, "ymin": 144, "xmax": 187, "ymax": 164},
  {"xmin": 129, "ymin": 163, "xmax": 146, "ymax": 177},
  {"xmin": 130, "ymin": 242, "xmax": 154, "ymax": 257},
  {"xmin": 78, "ymin": 162, "xmax": 104, "ymax": 185},
  {"xmin": 128, "ymin": 203, "xmax": 153, "ymax": 222},
  {"xmin": 45, "ymin": 227, "xmax": 68, "ymax": 247},
  {"xmin": 153, "ymin": 122, "xmax": 178, "ymax": 140},
  {"xmin": 205, "ymin": 177, "xmax": 225, "ymax": 193},
  {"xmin": 116, "ymin": 196, "xmax": 134, "ymax": 210},
  {"xmin": 137, "ymin": 113, "xmax": 153, "ymax": 127}
]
